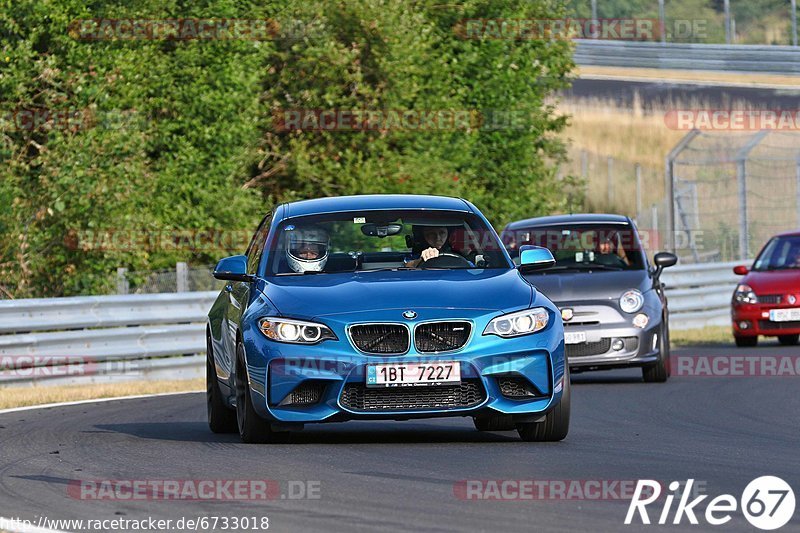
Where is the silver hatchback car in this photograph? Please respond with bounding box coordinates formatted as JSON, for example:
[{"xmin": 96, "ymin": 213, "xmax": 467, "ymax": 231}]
[{"xmin": 502, "ymin": 214, "xmax": 677, "ymax": 382}]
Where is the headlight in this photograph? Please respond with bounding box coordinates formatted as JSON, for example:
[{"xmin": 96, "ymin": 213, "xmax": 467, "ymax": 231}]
[
  {"xmin": 733, "ymin": 284, "xmax": 757, "ymax": 304},
  {"xmin": 259, "ymin": 318, "xmax": 337, "ymax": 344},
  {"xmin": 484, "ymin": 308, "xmax": 549, "ymax": 338},
  {"xmin": 619, "ymin": 289, "xmax": 644, "ymax": 314}
]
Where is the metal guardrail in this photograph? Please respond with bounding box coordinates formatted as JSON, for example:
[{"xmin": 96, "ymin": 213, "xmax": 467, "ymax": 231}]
[
  {"xmin": 662, "ymin": 261, "xmax": 741, "ymax": 329},
  {"xmin": 0, "ymin": 262, "xmax": 743, "ymax": 386},
  {"xmin": 0, "ymin": 292, "xmax": 217, "ymax": 387},
  {"xmin": 574, "ymin": 40, "xmax": 800, "ymax": 74}
]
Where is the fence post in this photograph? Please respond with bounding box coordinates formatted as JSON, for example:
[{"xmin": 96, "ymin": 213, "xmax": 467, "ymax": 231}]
[
  {"xmin": 116, "ymin": 268, "xmax": 129, "ymax": 295},
  {"xmin": 651, "ymin": 204, "xmax": 659, "ymax": 248},
  {"xmin": 635, "ymin": 163, "xmax": 642, "ymax": 223},
  {"xmin": 724, "ymin": 0, "xmax": 731, "ymax": 44},
  {"xmin": 176, "ymin": 262, "xmax": 189, "ymax": 293},
  {"xmin": 793, "ymin": 0, "xmax": 798, "ymax": 47},
  {"xmin": 658, "ymin": 0, "xmax": 666, "ymax": 43},
  {"xmin": 607, "ymin": 156, "xmax": 614, "ymax": 209},
  {"xmin": 736, "ymin": 160, "xmax": 748, "ymax": 261}
]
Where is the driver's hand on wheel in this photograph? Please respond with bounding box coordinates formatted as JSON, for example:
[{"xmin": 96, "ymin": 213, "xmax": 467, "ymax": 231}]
[{"xmin": 420, "ymin": 248, "xmax": 440, "ymax": 261}]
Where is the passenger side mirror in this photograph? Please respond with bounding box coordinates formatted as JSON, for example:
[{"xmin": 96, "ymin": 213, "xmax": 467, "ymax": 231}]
[
  {"xmin": 651, "ymin": 251, "xmax": 677, "ymax": 279},
  {"xmin": 733, "ymin": 265, "xmax": 749, "ymax": 275},
  {"xmin": 213, "ymin": 255, "xmax": 253, "ymax": 282},
  {"xmin": 518, "ymin": 245, "xmax": 555, "ymax": 273}
]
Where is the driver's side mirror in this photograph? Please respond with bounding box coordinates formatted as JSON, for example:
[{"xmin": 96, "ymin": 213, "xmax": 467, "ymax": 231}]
[
  {"xmin": 733, "ymin": 265, "xmax": 749, "ymax": 275},
  {"xmin": 518, "ymin": 245, "xmax": 555, "ymax": 273},
  {"xmin": 213, "ymin": 255, "xmax": 253, "ymax": 282}
]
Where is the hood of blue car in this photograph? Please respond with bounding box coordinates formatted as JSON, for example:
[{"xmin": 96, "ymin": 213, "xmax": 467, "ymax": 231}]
[
  {"xmin": 523, "ymin": 269, "xmax": 651, "ymax": 303},
  {"xmin": 262, "ymin": 269, "xmax": 533, "ymax": 320}
]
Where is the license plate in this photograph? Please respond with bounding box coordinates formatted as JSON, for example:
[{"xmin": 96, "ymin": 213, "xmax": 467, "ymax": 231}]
[
  {"xmin": 769, "ymin": 308, "xmax": 800, "ymax": 322},
  {"xmin": 366, "ymin": 362, "xmax": 461, "ymax": 387},
  {"xmin": 564, "ymin": 331, "xmax": 587, "ymax": 344}
]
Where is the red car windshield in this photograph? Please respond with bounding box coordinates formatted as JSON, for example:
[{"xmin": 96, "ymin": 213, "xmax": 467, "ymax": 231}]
[{"xmin": 753, "ymin": 235, "xmax": 800, "ymax": 271}]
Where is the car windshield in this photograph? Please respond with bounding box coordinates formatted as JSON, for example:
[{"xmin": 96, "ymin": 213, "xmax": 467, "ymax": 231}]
[
  {"xmin": 265, "ymin": 209, "xmax": 511, "ymax": 275},
  {"xmin": 752, "ymin": 235, "xmax": 800, "ymax": 271},
  {"xmin": 501, "ymin": 223, "xmax": 646, "ymax": 272}
]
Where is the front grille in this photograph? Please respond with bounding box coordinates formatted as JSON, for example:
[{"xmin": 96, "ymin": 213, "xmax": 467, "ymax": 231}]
[
  {"xmin": 759, "ymin": 320, "xmax": 800, "ymax": 331},
  {"xmin": 566, "ymin": 338, "xmax": 611, "ymax": 357},
  {"xmin": 340, "ymin": 380, "xmax": 485, "ymax": 411},
  {"xmin": 497, "ymin": 377, "xmax": 542, "ymax": 398},
  {"xmin": 349, "ymin": 324, "xmax": 409, "ymax": 354},
  {"xmin": 758, "ymin": 294, "xmax": 783, "ymax": 304},
  {"xmin": 414, "ymin": 321, "xmax": 471, "ymax": 353}
]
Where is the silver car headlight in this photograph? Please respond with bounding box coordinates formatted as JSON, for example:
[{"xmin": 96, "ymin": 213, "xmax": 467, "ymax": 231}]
[
  {"xmin": 619, "ymin": 289, "xmax": 644, "ymax": 314},
  {"xmin": 259, "ymin": 317, "xmax": 337, "ymax": 344},
  {"xmin": 484, "ymin": 308, "xmax": 549, "ymax": 338}
]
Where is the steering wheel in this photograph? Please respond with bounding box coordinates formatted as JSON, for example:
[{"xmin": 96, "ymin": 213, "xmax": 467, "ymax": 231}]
[{"xmin": 420, "ymin": 252, "xmax": 473, "ymax": 269}]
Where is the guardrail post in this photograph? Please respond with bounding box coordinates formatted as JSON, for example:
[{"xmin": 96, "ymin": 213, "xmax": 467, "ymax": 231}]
[
  {"xmin": 116, "ymin": 268, "xmax": 129, "ymax": 295},
  {"xmin": 176, "ymin": 262, "xmax": 189, "ymax": 293},
  {"xmin": 658, "ymin": 0, "xmax": 666, "ymax": 43},
  {"xmin": 607, "ymin": 156, "xmax": 614, "ymax": 209},
  {"xmin": 793, "ymin": 0, "xmax": 798, "ymax": 46}
]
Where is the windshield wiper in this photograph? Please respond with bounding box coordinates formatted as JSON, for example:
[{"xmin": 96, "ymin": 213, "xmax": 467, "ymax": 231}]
[{"xmin": 275, "ymin": 270, "xmax": 326, "ymax": 276}]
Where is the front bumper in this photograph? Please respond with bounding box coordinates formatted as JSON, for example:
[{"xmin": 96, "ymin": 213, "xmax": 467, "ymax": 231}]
[
  {"xmin": 732, "ymin": 303, "xmax": 800, "ymax": 337},
  {"xmin": 239, "ymin": 315, "xmax": 565, "ymax": 424},
  {"xmin": 558, "ymin": 303, "xmax": 662, "ymax": 370}
]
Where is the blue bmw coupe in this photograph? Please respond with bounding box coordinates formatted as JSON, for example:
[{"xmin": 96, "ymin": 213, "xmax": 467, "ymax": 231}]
[{"xmin": 207, "ymin": 195, "xmax": 568, "ymax": 442}]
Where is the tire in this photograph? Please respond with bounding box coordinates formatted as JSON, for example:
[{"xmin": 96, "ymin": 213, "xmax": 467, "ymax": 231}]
[
  {"xmin": 235, "ymin": 342, "xmax": 275, "ymax": 444},
  {"xmin": 473, "ymin": 414, "xmax": 515, "ymax": 432},
  {"xmin": 643, "ymin": 322, "xmax": 670, "ymax": 383},
  {"xmin": 516, "ymin": 366, "xmax": 570, "ymax": 442},
  {"xmin": 735, "ymin": 335, "xmax": 758, "ymax": 348},
  {"xmin": 778, "ymin": 334, "xmax": 799, "ymax": 346},
  {"xmin": 207, "ymin": 335, "xmax": 238, "ymax": 434}
]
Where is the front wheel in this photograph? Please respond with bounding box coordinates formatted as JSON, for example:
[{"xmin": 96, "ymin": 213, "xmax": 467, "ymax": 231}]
[
  {"xmin": 735, "ymin": 335, "xmax": 758, "ymax": 347},
  {"xmin": 643, "ymin": 322, "xmax": 670, "ymax": 383},
  {"xmin": 207, "ymin": 335, "xmax": 237, "ymax": 434},
  {"xmin": 778, "ymin": 334, "xmax": 799, "ymax": 346},
  {"xmin": 516, "ymin": 366, "xmax": 570, "ymax": 442},
  {"xmin": 235, "ymin": 343, "xmax": 275, "ymax": 444}
]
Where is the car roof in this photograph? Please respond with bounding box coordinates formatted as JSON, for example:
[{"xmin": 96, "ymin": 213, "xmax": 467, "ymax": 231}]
[
  {"xmin": 281, "ymin": 194, "xmax": 472, "ymax": 218},
  {"xmin": 774, "ymin": 229, "xmax": 800, "ymax": 238},
  {"xmin": 503, "ymin": 213, "xmax": 631, "ymax": 230}
]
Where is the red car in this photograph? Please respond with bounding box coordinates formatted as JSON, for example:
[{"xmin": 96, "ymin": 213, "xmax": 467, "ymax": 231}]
[{"xmin": 731, "ymin": 231, "xmax": 800, "ymax": 347}]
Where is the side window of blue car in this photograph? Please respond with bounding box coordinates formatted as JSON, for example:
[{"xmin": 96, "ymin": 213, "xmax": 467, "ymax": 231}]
[{"xmin": 246, "ymin": 214, "xmax": 273, "ymax": 275}]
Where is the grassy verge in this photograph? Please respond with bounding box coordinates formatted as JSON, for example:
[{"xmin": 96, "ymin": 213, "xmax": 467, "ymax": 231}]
[
  {"xmin": 671, "ymin": 326, "xmax": 732, "ymax": 347},
  {"xmin": 0, "ymin": 378, "xmax": 203, "ymax": 410}
]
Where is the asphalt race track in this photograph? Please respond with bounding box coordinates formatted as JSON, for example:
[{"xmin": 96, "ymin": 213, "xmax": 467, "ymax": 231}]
[{"xmin": 1, "ymin": 343, "xmax": 798, "ymax": 532}]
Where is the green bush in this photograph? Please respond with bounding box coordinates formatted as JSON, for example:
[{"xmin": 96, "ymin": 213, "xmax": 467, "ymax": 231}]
[{"xmin": 0, "ymin": 0, "xmax": 575, "ymax": 297}]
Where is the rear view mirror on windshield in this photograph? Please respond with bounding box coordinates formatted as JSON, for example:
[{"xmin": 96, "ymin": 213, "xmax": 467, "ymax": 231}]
[{"xmin": 360, "ymin": 223, "xmax": 404, "ymax": 238}]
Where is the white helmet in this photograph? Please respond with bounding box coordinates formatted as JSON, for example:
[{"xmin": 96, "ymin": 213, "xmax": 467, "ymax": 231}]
[{"xmin": 286, "ymin": 225, "xmax": 329, "ymax": 273}]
